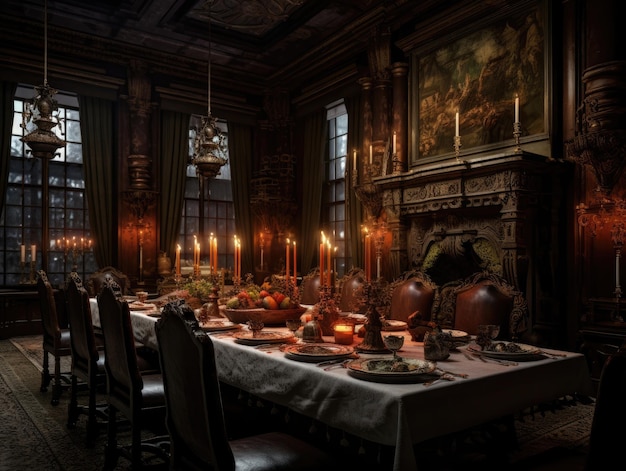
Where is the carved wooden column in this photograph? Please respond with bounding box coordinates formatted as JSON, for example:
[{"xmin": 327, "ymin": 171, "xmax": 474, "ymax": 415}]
[
  {"xmin": 391, "ymin": 62, "xmax": 408, "ymax": 174},
  {"xmin": 357, "ymin": 77, "xmax": 373, "ymax": 185}
]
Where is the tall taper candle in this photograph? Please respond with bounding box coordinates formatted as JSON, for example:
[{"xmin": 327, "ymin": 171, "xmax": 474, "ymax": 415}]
[
  {"xmin": 455, "ymin": 111, "xmax": 460, "ymax": 137},
  {"xmin": 286, "ymin": 239, "xmax": 290, "ymax": 281},
  {"xmin": 21, "ymin": 244, "xmax": 25, "ymax": 263},
  {"xmin": 31, "ymin": 244, "xmax": 36, "ymax": 262},
  {"xmin": 515, "ymin": 95, "xmax": 520, "ymax": 122}
]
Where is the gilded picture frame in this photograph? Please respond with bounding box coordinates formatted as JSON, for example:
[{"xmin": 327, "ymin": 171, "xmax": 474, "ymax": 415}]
[{"xmin": 410, "ymin": 0, "xmax": 548, "ymax": 162}]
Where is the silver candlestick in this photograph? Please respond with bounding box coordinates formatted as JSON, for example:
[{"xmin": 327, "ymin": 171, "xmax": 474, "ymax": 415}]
[{"xmin": 513, "ymin": 121, "xmax": 522, "ymax": 151}]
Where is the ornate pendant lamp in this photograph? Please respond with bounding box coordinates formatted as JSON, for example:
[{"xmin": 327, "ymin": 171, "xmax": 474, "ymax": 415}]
[
  {"xmin": 192, "ymin": 0, "xmax": 228, "ymax": 179},
  {"xmin": 20, "ymin": 0, "xmax": 66, "ymax": 274}
]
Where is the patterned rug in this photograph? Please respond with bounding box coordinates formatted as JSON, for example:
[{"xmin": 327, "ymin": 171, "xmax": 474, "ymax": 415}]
[{"xmin": 1, "ymin": 336, "xmax": 594, "ymax": 470}]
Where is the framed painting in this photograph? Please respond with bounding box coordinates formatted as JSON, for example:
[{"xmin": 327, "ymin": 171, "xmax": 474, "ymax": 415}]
[{"xmin": 410, "ymin": 0, "xmax": 548, "ymax": 162}]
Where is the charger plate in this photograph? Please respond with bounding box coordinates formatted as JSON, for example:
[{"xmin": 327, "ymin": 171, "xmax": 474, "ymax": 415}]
[
  {"xmin": 232, "ymin": 330, "xmax": 294, "ymax": 346},
  {"xmin": 346, "ymin": 357, "xmax": 437, "ymax": 383},
  {"xmin": 283, "ymin": 343, "xmax": 354, "ymax": 362},
  {"xmin": 466, "ymin": 341, "xmax": 544, "ymax": 361},
  {"xmin": 381, "ymin": 320, "xmax": 408, "ymax": 331}
]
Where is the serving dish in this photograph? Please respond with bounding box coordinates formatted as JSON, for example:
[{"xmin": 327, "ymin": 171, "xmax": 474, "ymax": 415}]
[
  {"xmin": 346, "ymin": 357, "xmax": 437, "ymax": 383},
  {"xmin": 231, "ymin": 330, "xmax": 294, "ymax": 345},
  {"xmin": 283, "ymin": 343, "xmax": 354, "ymax": 362},
  {"xmin": 466, "ymin": 341, "xmax": 544, "ymax": 361},
  {"xmin": 223, "ymin": 307, "xmax": 307, "ymax": 326}
]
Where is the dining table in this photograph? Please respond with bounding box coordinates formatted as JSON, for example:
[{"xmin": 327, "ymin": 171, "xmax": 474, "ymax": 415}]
[{"xmin": 89, "ymin": 299, "xmax": 592, "ymax": 471}]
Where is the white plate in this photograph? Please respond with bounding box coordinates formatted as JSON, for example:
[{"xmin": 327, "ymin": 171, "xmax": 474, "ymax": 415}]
[
  {"xmin": 442, "ymin": 329, "xmax": 469, "ymax": 338},
  {"xmin": 200, "ymin": 320, "xmax": 241, "ymax": 332},
  {"xmin": 346, "ymin": 357, "xmax": 437, "ymax": 383},
  {"xmin": 466, "ymin": 341, "xmax": 544, "ymax": 361},
  {"xmin": 382, "ymin": 320, "xmax": 408, "ymax": 331},
  {"xmin": 128, "ymin": 302, "xmax": 157, "ymax": 311},
  {"xmin": 283, "ymin": 343, "xmax": 354, "ymax": 362},
  {"xmin": 232, "ymin": 330, "xmax": 294, "ymax": 345}
]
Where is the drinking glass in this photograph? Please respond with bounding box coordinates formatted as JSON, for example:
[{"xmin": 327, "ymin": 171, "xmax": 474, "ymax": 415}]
[{"xmin": 384, "ymin": 335, "xmax": 405, "ymax": 360}]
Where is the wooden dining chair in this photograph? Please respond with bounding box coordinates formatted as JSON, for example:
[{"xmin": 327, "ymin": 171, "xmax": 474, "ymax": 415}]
[
  {"xmin": 87, "ymin": 266, "xmax": 130, "ymax": 297},
  {"xmin": 97, "ymin": 279, "xmax": 169, "ymax": 470},
  {"xmin": 299, "ymin": 269, "xmax": 321, "ymax": 305},
  {"xmin": 386, "ymin": 270, "xmax": 437, "ymax": 322},
  {"xmin": 434, "ymin": 271, "xmax": 528, "ymax": 339},
  {"xmin": 36, "ymin": 270, "xmax": 72, "ymax": 406},
  {"xmin": 155, "ymin": 300, "xmax": 339, "ymax": 471},
  {"xmin": 65, "ymin": 271, "xmax": 108, "ymax": 445},
  {"xmin": 338, "ymin": 268, "xmax": 366, "ymax": 313}
]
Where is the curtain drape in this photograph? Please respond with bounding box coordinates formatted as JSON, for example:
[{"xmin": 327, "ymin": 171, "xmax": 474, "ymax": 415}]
[
  {"xmin": 159, "ymin": 110, "xmax": 190, "ymax": 259},
  {"xmin": 299, "ymin": 108, "xmax": 327, "ymax": 275},
  {"xmin": 78, "ymin": 95, "xmax": 115, "ymax": 267},
  {"xmin": 345, "ymin": 94, "xmax": 364, "ymax": 270},
  {"xmin": 0, "ymin": 81, "xmax": 17, "ymax": 217},
  {"xmin": 228, "ymin": 122, "xmax": 254, "ymax": 276}
]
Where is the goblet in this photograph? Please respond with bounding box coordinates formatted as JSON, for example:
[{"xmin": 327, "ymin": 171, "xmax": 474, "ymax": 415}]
[
  {"xmin": 247, "ymin": 314, "xmax": 264, "ymax": 338},
  {"xmin": 286, "ymin": 319, "xmax": 302, "ymax": 339},
  {"xmin": 384, "ymin": 335, "xmax": 405, "ymax": 360},
  {"xmin": 476, "ymin": 324, "xmax": 500, "ymax": 349}
]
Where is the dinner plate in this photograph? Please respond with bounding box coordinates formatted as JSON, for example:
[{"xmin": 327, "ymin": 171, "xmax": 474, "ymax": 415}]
[
  {"xmin": 200, "ymin": 320, "xmax": 241, "ymax": 332},
  {"xmin": 442, "ymin": 329, "xmax": 470, "ymax": 339},
  {"xmin": 466, "ymin": 341, "xmax": 545, "ymax": 361},
  {"xmin": 128, "ymin": 302, "xmax": 157, "ymax": 311},
  {"xmin": 346, "ymin": 357, "xmax": 437, "ymax": 383},
  {"xmin": 283, "ymin": 343, "xmax": 354, "ymax": 362},
  {"xmin": 381, "ymin": 320, "xmax": 408, "ymax": 331},
  {"xmin": 232, "ymin": 330, "xmax": 294, "ymax": 345}
]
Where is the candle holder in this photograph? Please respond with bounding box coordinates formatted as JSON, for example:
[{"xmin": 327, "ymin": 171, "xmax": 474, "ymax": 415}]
[
  {"xmin": 29, "ymin": 260, "xmax": 36, "ymax": 284},
  {"xmin": 453, "ymin": 135, "xmax": 462, "ymax": 162},
  {"xmin": 513, "ymin": 121, "xmax": 522, "ymax": 151},
  {"xmin": 355, "ymin": 279, "xmax": 390, "ymax": 353},
  {"xmin": 56, "ymin": 236, "xmax": 92, "ymax": 273},
  {"xmin": 306, "ymin": 285, "xmax": 339, "ymax": 338}
]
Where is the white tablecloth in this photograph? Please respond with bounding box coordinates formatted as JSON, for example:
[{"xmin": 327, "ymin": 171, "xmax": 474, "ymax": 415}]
[{"xmin": 89, "ymin": 298, "xmax": 592, "ymax": 471}]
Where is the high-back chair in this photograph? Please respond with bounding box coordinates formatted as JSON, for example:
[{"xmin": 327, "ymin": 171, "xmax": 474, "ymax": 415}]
[
  {"xmin": 299, "ymin": 270, "xmax": 321, "ymax": 305},
  {"xmin": 36, "ymin": 270, "xmax": 72, "ymax": 406},
  {"xmin": 387, "ymin": 270, "xmax": 437, "ymax": 323},
  {"xmin": 155, "ymin": 301, "xmax": 339, "ymax": 471},
  {"xmin": 97, "ymin": 279, "xmax": 169, "ymax": 470},
  {"xmin": 87, "ymin": 266, "xmax": 130, "ymax": 297},
  {"xmin": 435, "ymin": 271, "xmax": 528, "ymax": 339},
  {"xmin": 65, "ymin": 272, "xmax": 107, "ymax": 445},
  {"xmin": 338, "ymin": 268, "xmax": 366, "ymax": 313}
]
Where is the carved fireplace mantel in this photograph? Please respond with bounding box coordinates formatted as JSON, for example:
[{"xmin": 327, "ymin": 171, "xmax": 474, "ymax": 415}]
[{"xmin": 375, "ymin": 150, "xmax": 570, "ymax": 305}]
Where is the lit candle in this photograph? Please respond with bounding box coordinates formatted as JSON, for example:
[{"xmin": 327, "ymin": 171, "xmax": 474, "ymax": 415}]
[
  {"xmin": 353, "ymin": 149, "xmax": 357, "ymax": 171},
  {"xmin": 514, "ymin": 94, "xmax": 520, "ymax": 122},
  {"xmin": 393, "ymin": 132, "xmax": 397, "ymax": 154},
  {"xmin": 364, "ymin": 232, "xmax": 371, "ymax": 281},
  {"xmin": 327, "ymin": 240, "xmax": 331, "ymax": 288},
  {"xmin": 333, "ymin": 323, "xmax": 354, "ymax": 345},
  {"xmin": 369, "ymin": 145, "xmax": 373, "ymax": 165},
  {"xmin": 20, "ymin": 244, "xmax": 25, "ymax": 263},
  {"xmin": 293, "ymin": 240, "xmax": 297, "ymax": 286},
  {"xmin": 213, "ymin": 237, "xmax": 218, "ymax": 272},
  {"xmin": 334, "ymin": 247, "xmax": 337, "ymax": 279},
  {"xmin": 455, "ymin": 111, "xmax": 460, "ymax": 137},
  {"xmin": 320, "ymin": 233, "xmax": 325, "ymax": 288},
  {"xmin": 260, "ymin": 238, "xmax": 264, "ymax": 269},
  {"xmin": 286, "ymin": 238, "xmax": 290, "ymax": 281},
  {"xmin": 176, "ymin": 244, "xmax": 181, "ymax": 277},
  {"xmin": 31, "ymin": 244, "xmax": 36, "ymax": 263}
]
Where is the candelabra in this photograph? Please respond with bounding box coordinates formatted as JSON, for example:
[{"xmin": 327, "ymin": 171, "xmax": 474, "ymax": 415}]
[
  {"xmin": 20, "ymin": 261, "xmax": 37, "ymax": 284},
  {"xmin": 56, "ymin": 236, "xmax": 92, "ymax": 273},
  {"xmin": 355, "ymin": 279, "xmax": 390, "ymax": 353}
]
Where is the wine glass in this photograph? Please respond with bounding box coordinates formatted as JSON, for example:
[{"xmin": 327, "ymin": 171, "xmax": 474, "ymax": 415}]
[
  {"xmin": 476, "ymin": 324, "xmax": 500, "ymax": 349},
  {"xmin": 384, "ymin": 335, "xmax": 405, "ymax": 360},
  {"xmin": 247, "ymin": 313, "xmax": 264, "ymax": 338},
  {"xmin": 286, "ymin": 319, "xmax": 302, "ymax": 339}
]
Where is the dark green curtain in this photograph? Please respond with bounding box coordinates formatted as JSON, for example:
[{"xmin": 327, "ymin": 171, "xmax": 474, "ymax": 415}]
[
  {"xmin": 0, "ymin": 81, "xmax": 17, "ymax": 217},
  {"xmin": 78, "ymin": 95, "xmax": 115, "ymax": 267},
  {"xmin": 345, "ymin": 95, "xmax": 364, "ymax": 269},
  {"xmin": 228, "ymin": 122, "xmax": 254, "ymax": 276},
  {"xmin": 299, "ymin": 108, "xmax": 327, "ymax": 275},
  {"xmin": 159, "ymin": 110, "xmax": 190, "ymax": 259}
]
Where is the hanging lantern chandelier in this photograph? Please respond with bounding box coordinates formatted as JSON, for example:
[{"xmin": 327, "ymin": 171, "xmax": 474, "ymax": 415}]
[
  {"xmin": 192, "ymin": 0, "xmax": 228, "ymax": 179},
  {"xmin": 21, "ymin": 0, "xmax": 65, "ymax": 160}
]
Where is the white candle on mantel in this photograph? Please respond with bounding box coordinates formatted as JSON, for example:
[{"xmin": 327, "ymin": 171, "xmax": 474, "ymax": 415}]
[
  {"xmin": 20, "ymin": 244, "xmax": 25, "ymax": 263},
  {"xmin": 393, "ymin": 132, "xmax": 397, "ymax": 154},
  {"xmin": 369, "ymin": 145, "xmax": 373, "ymax": 165},
  {"xmin": 353, "ymin": 149, "xmax": 357, "ymax": 171},
  {"xmin": 31, "ymin": 244, "xmax": 36, "ymax": 263},
  {"xmin": 455, "ymin": 111, "xmax": 460, "ymax": 137},
  {"xmin": 515, "ymin": 95, "xmax": 520, "ymax": 122}
]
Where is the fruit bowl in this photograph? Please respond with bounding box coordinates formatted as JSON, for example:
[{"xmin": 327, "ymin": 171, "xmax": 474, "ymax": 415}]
[{"xmin": 223, "ymin": 307, "xmax": 308, "ymax": 326}]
